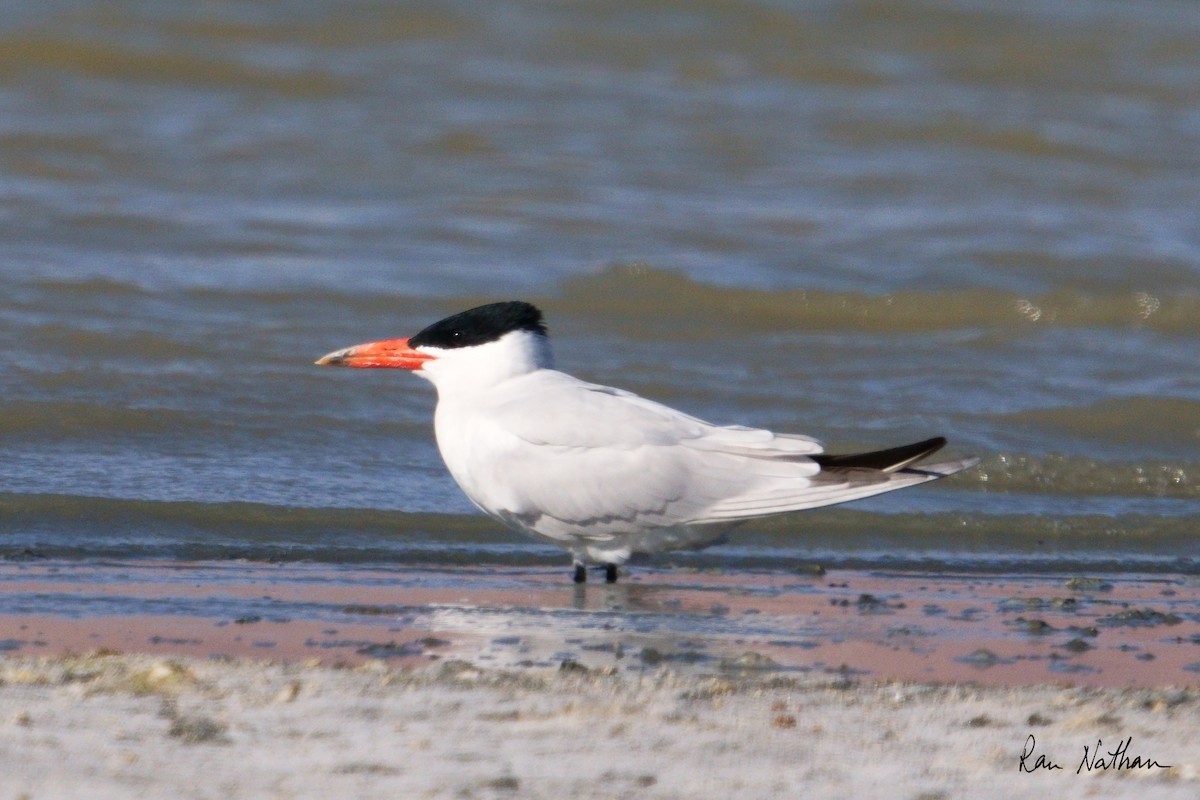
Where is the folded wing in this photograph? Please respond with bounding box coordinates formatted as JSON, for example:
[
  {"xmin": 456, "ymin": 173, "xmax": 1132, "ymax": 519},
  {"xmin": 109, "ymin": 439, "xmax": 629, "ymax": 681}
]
[{"xmin": 467, "ymin": 371, "xmax": 975, "ymax": 540}]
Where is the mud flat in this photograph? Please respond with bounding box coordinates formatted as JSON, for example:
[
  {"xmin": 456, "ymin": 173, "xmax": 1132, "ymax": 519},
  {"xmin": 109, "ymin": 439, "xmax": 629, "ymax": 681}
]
[{"xmin": 4, "ymin": 564, "xmax": 1200, "ymax": 687}]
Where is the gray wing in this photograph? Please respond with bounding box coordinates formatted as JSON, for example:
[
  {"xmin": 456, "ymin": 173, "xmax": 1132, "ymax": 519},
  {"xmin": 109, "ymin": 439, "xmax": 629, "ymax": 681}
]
[{"xmin": 467, "ymin": 372, "xmax": 977, "ymax": 541}]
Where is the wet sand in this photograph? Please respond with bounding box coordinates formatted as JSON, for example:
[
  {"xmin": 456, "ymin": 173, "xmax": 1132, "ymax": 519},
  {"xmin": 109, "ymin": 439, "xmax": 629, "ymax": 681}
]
[
  {"xmin": 2, "ymin": 562, "xmax": 1199, "ymax": 797},
  {"xmin": 4, "ymin": 562, "xmax": 1199, "ymax": 686}
]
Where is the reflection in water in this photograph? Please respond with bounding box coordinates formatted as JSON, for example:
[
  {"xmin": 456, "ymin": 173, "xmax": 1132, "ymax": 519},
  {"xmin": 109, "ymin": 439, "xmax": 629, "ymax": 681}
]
[{"xmin": 2, "ymin": 561, "xmax": 1197, "ymax": 688}]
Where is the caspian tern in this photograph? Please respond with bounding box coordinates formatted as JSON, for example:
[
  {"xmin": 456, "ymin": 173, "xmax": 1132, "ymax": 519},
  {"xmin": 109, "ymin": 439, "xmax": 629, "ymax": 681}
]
[{"xmin": 317, "ymin": 301, "xmax": 978, "ymax": 583}]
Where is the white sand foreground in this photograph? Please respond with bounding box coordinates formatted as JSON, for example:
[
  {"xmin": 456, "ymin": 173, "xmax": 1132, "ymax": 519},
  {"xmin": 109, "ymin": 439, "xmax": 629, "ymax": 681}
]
[{"xmin": 1, "ymin": 654, "xmax": 1196, "ymax": 800}]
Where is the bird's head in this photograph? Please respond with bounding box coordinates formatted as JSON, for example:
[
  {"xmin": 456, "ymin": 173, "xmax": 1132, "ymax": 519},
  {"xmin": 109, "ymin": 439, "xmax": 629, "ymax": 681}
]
[{"xmin": 315, "ymin": 300, "xmax": 553, "ymax": 392}]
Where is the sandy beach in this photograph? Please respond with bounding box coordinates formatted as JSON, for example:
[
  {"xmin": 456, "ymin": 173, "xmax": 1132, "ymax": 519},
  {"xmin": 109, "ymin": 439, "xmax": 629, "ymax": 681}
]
[
  {"xmin": 1, "ymin": 653, "xmax": 1197, "ymax": 799},
  {"xmin": 3, "ymin": 563, "xmax": 1199, "ymax": 798}
]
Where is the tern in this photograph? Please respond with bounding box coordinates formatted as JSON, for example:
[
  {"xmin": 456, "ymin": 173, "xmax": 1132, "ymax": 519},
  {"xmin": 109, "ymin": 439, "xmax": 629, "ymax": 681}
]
[{"xmin": 317, "ymin": 301, "xmax": 978, "ymax": 583}]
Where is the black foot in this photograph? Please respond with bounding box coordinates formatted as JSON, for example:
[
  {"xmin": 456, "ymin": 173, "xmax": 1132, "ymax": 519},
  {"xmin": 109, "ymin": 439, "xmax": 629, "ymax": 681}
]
[
  {"xmin": 604, "ymin": 563, "xmax": 618, "ymax": 584},
  {"xmin": 573, "ymin": 563, "xmax": 586, "ymax": 584}
]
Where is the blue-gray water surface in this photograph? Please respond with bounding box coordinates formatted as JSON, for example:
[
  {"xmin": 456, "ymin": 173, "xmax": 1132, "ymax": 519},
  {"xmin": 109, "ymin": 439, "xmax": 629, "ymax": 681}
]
[{"xmin": 1, "ymin": 0, "xmax": 1198, "ymax": 578}]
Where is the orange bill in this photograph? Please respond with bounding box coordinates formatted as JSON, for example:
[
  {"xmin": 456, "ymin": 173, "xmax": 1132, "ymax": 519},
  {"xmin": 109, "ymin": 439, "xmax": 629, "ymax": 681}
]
[{"xmin": 314, "ymin": 337, "xmax": 435, "ymax": 369}]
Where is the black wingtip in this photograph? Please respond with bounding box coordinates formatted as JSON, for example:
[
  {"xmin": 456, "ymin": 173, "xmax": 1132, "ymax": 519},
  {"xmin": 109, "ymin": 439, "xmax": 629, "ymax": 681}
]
[{"xmin": 811, "ymin": 436, "xmax": 947, "ymax": 473}]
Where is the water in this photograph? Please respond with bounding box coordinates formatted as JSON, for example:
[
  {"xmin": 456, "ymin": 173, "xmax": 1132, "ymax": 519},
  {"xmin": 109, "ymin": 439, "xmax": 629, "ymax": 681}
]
[{"xmin": 1, "ymin": 0, "xmax": 1199, "ymax": 577}]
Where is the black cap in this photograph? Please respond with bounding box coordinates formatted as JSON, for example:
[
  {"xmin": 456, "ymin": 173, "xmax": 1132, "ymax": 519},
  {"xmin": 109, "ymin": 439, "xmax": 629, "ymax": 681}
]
[{"xmin": 408, "ymin": 301, "xmax": 547, "ymax": 350}]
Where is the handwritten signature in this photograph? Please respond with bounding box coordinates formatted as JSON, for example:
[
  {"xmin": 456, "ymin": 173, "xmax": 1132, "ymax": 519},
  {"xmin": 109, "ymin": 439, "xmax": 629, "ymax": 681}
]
[{"xmin": 1019, "ymin": 734, "xmax": 1172, "ymax": 774}]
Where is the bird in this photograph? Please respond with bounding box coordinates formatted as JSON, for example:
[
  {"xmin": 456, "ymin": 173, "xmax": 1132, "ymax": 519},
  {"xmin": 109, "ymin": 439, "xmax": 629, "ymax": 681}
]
[{"xmin": 316, "ymin": 301, "xmax": 978, "ymax": 584}]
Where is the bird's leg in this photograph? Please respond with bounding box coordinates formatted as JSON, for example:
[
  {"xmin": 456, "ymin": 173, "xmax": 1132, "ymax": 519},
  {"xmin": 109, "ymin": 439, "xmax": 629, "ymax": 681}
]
[
  {"xmin": 604, "ymin": 563, "xmax": 618, "ymax": 584},
  {"xmin": 572, "ymin": 561, "xmax": 587, "ymax": 584}
]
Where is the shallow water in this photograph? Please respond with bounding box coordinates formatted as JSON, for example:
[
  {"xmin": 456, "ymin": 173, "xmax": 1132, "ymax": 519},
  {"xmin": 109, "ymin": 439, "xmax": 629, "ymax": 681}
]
[
  {"xmin": 4, "ymin": 563, "xmax": 1199, "ymax": 688},
  {"xmin": 1, "ymin": 1, "xmax": 1198, "ymax": 580}
]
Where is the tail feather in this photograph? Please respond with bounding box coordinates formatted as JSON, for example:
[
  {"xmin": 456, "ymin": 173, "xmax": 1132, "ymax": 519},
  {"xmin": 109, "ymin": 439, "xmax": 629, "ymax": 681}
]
[{"xmin": 697, "ymin": 440, "xmax": 978, "ymax": 522}]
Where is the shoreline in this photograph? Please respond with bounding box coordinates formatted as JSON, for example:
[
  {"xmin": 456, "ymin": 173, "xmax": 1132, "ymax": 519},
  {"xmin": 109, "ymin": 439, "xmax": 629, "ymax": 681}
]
[{"xmin": 3, "ymin": 562, "xmax": 1199, "ymax": 687}]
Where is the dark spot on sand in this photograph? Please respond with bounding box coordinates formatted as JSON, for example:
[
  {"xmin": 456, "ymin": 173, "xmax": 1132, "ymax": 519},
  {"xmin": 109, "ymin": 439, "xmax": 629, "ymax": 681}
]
[
  {"xmin": 167, "ymin": 714, "xmax": 229, "ymax": 745},
  {"xmin": 1012, "ymin": 618, "xmax": 1054, "ymax": 635},
  {"xmin": 956, "ymin": 648, "xmax": 1014, "ymax": 668},
  {"xmin": 1065, "ymin": 577, "xmax": 1112, "ymax": 592},
  {"xmin": 356, "ymin": 641, "xmax": 426, "ymax": 658},
  {"xmin": 341, "ymin": 605, "xmax": 399, "ymax": 616},
  {"xmin": 718, "ymin": 652, "xmax": 780, "ymax": 672},
  {"xmin": 418, "ymin": 636, "xmax": 450, "ymax": 648},
  {"xmin": 485, "ymin": 776, "xmax": 521, "ymax": 792},
  {"xmin": 333, "ymin": 762, "xmax": 400, "ymax": 776},
  {"xmin": 1098, "ymin": 608, "xmax": 1182, "ymax": 627}
]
